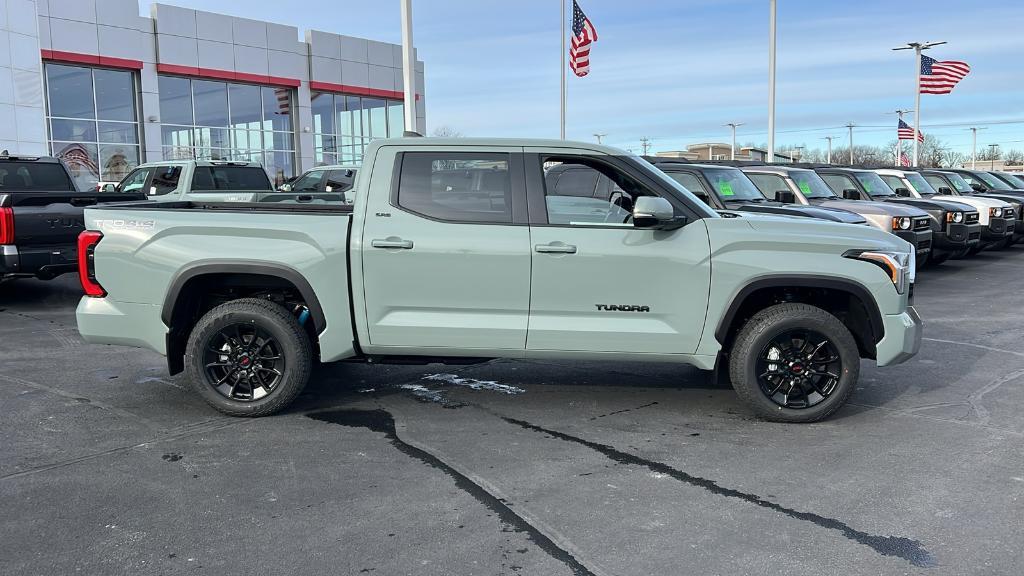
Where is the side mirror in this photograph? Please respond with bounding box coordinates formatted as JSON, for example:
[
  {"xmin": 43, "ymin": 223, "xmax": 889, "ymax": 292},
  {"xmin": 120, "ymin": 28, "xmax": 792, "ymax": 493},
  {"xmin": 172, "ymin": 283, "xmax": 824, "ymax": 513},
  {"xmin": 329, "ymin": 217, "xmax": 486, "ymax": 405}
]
[
  {"xmin": 101, "ymin": 183, "xmax": 117, "ymax": 193},
  {"xmin": 842, "ymin": 188, "xmax": 860, "ymax": 200},
  {"xmin": 278, "ymin": 183, "xmax": 293, "ymax": 192},
  {"xmin": 774, "ymin": 190, "xmax": 795, "ymax": 204},
  {"xmin": 343, "ymin": 190, "xmax": 356, "ymax": 204},
  {"xmin": 632, "ymin": 197, "xmax": 675, "ymax": 228},
  {"xmin": 894, "ymin": 187, "xmax": 910, "ymax": 197},
  {"xmin": 938, "ymin": 186, "xmax": 952, "ymax": 194},
  {"xmin": 971, "ymin": 183, "xmax": 985, "ymax": 192}
]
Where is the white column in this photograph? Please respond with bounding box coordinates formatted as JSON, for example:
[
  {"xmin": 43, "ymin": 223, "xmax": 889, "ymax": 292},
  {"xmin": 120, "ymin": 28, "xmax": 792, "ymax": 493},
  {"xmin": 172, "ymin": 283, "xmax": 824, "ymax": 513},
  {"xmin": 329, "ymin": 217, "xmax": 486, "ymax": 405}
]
[{"xmin": 400, "ymin": 0, "xmax": 417, "ymax": 134}]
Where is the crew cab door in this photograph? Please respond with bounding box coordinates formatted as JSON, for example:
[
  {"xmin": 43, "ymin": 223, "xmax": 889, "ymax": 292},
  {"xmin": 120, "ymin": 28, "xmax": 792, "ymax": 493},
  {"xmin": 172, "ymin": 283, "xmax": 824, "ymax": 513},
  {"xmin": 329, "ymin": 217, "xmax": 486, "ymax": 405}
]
[
  {"xmin": 524, "ymin": 150, "xmax": 711, "ymax": 355},
  {"xmin": 359, "ymin": 147, "xmax": 531, "ymax": 353}
]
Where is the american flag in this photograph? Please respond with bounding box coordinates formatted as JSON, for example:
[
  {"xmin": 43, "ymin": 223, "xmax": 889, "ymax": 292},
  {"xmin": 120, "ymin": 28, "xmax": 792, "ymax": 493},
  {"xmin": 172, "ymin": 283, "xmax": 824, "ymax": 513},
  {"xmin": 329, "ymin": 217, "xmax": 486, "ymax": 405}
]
[
  {"xmin": 897, "ymin": 119, "xmax": 925, "ymax": 143},
  {"xmin": 919, "ymin": 55, "xmax": 970, "ymax": 95},
  {"xmin": 900, "ymin": 152, "xmax": 911, "ymax": 168},
  {"xmin": 569, "ymin": 0, "xmax": 598, "ymax": 78}
]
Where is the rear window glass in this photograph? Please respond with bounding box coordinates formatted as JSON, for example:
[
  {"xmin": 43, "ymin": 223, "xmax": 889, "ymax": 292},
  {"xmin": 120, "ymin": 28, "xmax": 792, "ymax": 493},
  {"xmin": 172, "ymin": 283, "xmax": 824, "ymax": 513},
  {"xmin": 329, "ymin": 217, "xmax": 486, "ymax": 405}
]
[
  {"xmin": 0, "ymin": 162, "xmax": 76, "ymax": 191},
  {"xmin": 191, "ymin": 166, "xmax": 272, "ymax": 192},
  {"xmin": 397, "ymin": 152, "xmax": 512, "ymax": 223}
]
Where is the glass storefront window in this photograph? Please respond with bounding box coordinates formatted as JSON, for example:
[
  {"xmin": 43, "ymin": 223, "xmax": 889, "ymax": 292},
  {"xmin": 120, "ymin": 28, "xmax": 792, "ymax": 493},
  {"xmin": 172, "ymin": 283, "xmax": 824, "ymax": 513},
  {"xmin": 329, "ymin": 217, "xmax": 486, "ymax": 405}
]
[
  {"xmin": 157, "ymin": 75, "xmax": 296, "ymax": 181},
  {"xmin": 311, "ymin": 91, "xmax": 403, "ymax": 165},
  {"xmin": 44, "ymin": 63, "xmax": 140, "ymax": 190}
]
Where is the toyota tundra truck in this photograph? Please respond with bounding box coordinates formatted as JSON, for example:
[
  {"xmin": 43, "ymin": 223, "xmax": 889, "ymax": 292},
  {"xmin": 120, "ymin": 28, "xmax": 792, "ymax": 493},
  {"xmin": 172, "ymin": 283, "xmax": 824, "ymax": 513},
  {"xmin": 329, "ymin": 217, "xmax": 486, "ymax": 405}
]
[{"xmin": 75, "ymin": 139, "xmax": 922, "ymax": 423}]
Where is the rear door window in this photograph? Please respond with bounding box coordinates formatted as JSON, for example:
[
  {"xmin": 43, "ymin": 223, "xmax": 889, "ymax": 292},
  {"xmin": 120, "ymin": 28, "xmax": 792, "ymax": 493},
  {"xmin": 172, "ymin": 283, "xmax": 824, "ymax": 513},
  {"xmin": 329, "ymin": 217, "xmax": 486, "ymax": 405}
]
[
  {"xmin": 150, "ymin": 166, "xmax": 182, "ymax": 196},
  {"xmin": 397, "ymin": 153, "xmax": 513, "ymax": 223},
  {"xmin": 0, "ymin": 162, "xmax": 76, "ymax": 191},
  {"xmin": 325, "ymin": 169, "xmax": 356, "ymax": 193}
]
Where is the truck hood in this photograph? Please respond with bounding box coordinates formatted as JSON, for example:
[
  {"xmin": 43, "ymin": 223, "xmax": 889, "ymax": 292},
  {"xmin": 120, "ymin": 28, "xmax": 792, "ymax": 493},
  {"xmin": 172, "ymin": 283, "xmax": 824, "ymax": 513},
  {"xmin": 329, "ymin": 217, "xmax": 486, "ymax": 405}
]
[
  {"xmin": 707, "ymin": 212, "xmax": 908, "ymax": 254},
  {"xmin": 814, "ymin": 199, "xmax": 928, "ymax": 217},
  {"xmin": 730, "ymin": 203, "xmax": 866, "ymax": 224}
]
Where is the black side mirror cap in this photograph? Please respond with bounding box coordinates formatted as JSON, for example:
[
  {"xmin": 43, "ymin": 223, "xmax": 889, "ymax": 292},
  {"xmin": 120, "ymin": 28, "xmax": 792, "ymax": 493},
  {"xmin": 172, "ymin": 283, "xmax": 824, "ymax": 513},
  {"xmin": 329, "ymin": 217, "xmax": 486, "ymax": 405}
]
[
  {"xmin": 938, "ymin": 186, "xmax": 952, "ymax": 194},
  {"xmin": 774, "ymin": 190, "xmax": 796, "ymax": 204},
  {"xmin": 894, "ymin": 187, "xmax": 910, "ymax": 196},
  {"xmin": 971, "ymin": 183, "xmax": 985, "ymax": 192},
  {"xmin": 842, "ymin": 188, "xmax": 860, "ymax": 200}
]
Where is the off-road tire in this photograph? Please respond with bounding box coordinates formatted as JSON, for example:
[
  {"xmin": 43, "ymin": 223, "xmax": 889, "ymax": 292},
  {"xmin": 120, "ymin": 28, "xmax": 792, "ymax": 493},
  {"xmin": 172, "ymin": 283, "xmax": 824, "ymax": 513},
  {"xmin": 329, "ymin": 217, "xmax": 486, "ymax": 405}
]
[
  {"xmin": 728, "ymin": 303, "xmax": 860, "ymax": 423},
  {"xmin": 185, "ymin": 298, "xmax": 312, "ymax": 417}
]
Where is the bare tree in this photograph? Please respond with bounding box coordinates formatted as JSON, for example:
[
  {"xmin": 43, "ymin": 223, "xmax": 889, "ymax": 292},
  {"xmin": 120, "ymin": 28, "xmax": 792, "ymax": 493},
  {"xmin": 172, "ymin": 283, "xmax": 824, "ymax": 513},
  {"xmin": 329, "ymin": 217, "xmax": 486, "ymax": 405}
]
[
  {"xmin": 1004, "ymin": 149, "xmax": 1024, "ymax": 166},
  {"xmin": 431, "ymin": 126, "xmax": 464, "ymax": 138}
]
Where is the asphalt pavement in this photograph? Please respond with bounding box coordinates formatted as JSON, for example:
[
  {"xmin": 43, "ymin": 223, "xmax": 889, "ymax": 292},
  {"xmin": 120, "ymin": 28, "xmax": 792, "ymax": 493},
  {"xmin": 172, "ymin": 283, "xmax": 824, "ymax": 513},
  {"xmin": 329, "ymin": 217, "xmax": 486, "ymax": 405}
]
[{"xmin": 2, "ymin": 247, "xmax": 1024, "ymax": 576}]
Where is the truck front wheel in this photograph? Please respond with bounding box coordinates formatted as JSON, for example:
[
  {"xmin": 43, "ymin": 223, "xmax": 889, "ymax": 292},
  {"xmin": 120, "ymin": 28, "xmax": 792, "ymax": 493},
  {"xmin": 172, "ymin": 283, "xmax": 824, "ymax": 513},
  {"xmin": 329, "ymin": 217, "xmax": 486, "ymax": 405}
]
[
  {"xmin": 185, "ymin": 298, "xmax": 312, "ymax": 417},
  {"xmin": 728, "ymin": 303, "xmax": 859, "ymax": 423}
]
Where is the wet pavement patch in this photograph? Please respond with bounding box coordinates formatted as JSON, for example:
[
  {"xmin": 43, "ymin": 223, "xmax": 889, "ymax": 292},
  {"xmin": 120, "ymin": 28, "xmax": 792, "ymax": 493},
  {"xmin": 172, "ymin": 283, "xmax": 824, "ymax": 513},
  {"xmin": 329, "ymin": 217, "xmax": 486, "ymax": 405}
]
[
  {"xmin": 307, "ymin": 408, "xmax": 596, "ymax": 576},
  {"xmin": 502, "ymin": 417, "xmax": 936, "ymax": 568}
]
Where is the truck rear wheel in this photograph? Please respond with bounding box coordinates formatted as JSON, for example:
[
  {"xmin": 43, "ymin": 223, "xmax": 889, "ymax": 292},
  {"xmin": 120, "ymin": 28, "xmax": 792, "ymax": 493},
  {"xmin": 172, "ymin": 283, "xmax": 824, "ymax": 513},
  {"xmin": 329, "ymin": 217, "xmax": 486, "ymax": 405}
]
[
  {"xmin": 728, "ymin": 303, "xmax": 859, "ymax": 423},
  {"xmin": 185, "ymin": 298, "xmax": 312, "ymax": 417}
]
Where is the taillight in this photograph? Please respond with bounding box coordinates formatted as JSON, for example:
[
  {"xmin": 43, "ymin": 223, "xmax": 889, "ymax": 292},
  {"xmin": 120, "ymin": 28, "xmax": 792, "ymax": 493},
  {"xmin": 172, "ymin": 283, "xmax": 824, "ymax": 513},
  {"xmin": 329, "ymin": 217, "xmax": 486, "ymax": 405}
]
[
  {"xmin": 0, "ymin": 207, "xmax": 13, "ymax": 245},
  {"xmin": 77, "ymin": 230, "xmax": 105, "ymax": 297}
]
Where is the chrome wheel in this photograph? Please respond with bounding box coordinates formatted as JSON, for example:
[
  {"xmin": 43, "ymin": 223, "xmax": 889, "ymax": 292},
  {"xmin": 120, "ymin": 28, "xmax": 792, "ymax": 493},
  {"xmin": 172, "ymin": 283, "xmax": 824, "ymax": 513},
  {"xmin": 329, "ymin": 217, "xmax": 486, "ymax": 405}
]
[
  {"xmin": 756, "ymin": 329, "xmax": 841, "ymax": 409},
  {"xmin": 202, "ymin": 323, "xmax": 285, "ymax": 401}
]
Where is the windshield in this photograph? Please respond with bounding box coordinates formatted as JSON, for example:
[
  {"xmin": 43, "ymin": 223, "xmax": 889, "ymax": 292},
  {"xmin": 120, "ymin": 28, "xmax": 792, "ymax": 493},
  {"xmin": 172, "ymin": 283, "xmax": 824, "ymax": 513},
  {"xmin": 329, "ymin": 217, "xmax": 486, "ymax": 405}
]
[
  {"xmin": 702, "ymin": 168, "xmax": 766, "ymax": 202},
  {"xmin": 944, "ymin": 172, "xmax": 974, "ymax": 193},
  {"xmin": 853, "ymin": 171, "xmax": 895, "ymax": 197},
  {"xmin": 0, "ymin": 162, "xmax": 76, "ymax": 191},
  {"xmin": 974, "ymin": 171, "xmax": 1013, "ymax": 190},
  {"xmin": 905, "ymin": 172, "xmax": 937, "ymax": 195},
  {"xmin": 999, "ymin": 173, "xmax": 1024, "ymax": 188},
  {"xmin": 789, "ymin": 170, "xmax": 836, "ymax": 199}
]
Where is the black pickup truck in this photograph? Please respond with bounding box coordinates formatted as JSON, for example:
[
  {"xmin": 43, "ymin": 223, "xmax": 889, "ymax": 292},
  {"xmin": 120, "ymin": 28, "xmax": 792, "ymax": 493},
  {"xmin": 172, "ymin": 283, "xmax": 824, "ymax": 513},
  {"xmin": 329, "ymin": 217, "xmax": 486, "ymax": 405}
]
[{"xmin": 0, "ymin": 154, "xmax": 145, "ymax": 282}]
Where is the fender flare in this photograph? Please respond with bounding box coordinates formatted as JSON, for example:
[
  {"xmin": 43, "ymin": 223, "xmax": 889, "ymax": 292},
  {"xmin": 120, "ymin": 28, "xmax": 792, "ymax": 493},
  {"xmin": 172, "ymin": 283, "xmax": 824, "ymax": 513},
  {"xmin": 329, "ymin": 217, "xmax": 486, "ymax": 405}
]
[
  {"xmin": 161, "ymin": 260, "xmax": 327, "ymax": 334},
  {"xmin": 714, "ymin": 274, "xmax": 884, "ymax": 345}
]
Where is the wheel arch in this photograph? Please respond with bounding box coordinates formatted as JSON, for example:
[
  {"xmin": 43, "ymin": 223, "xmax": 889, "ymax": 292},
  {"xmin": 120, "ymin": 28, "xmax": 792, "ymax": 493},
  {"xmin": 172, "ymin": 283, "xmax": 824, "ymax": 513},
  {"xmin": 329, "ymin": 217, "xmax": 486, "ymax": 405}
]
[
  {"xmin": 162, "ymin": 261, "xmax": 326, "ymax": 375},
  {"xmin": 715, "ymin": 275, "xmax": 884, "ymax": 360}
]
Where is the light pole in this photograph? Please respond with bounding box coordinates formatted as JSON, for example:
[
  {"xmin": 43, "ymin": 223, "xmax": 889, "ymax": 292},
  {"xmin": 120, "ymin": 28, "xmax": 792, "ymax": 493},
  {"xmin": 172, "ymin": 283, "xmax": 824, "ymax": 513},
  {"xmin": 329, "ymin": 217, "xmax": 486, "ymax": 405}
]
[
  {"xmin": 845, "ymin": 122, "xmax": 856, "ymax": 165},
  {"xmin": 593, "ymin": 133, "xmax": 607, "ymax": 144},
  {"xmin": 792, "ymin": 145, "xmax": 805, "ymax": 163},
  {"xmin": 640, "ymin": 137, "xmax": 651, "ymax": 156},
  {"xmin": 822, "ymin": 136, "xmax": 835, "ymax": 164},
  {"xmin": 767, "ymin": 0, "xmax": 777, "ymax": 163},
  {"xmin": 400, "ymin": 0, "xmax": 417, "ymax": 133},
  {"xmin": 988, "ymin": 144, "xmax": 999, "ymax": 170},
  {"xmin": 967, "ymin": 127, "xmax": 987, "ymax": 169},
  {"xmin": 725, "ymin": 122, "xmax": 744, "ymax": 160},
  {"xmin": 892, "ymin": 40, "xmax": 947, "ymax": 167}
]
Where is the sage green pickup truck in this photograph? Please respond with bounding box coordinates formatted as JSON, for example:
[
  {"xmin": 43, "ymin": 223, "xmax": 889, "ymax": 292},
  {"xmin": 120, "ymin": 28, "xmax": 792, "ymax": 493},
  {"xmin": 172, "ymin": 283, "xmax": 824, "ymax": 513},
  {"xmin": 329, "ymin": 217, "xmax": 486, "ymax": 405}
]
[{"xmin": 76, "ymin": 138, "xmax": 922, "ymax": 423}]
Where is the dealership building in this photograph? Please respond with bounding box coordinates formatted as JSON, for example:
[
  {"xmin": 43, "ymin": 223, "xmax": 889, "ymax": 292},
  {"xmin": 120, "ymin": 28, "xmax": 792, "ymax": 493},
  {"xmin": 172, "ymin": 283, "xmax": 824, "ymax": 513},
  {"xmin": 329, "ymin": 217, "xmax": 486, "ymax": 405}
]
[{"xmin": 0, "ymin": 0, "xmax": 425, "ymax": 189}]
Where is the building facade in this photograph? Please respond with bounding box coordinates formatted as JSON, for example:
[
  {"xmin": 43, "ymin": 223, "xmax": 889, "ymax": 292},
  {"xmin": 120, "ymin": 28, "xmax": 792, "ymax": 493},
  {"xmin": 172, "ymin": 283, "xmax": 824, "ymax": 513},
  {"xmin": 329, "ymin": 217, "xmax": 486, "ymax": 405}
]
[{"xmin": 1, "ymin": 0, "xmax": 425, "ymax": 190}]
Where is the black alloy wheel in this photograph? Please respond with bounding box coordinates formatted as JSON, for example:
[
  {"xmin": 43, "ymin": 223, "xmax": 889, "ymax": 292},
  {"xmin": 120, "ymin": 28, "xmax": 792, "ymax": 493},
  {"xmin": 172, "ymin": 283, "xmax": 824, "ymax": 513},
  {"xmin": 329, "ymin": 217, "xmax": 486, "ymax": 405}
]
[
  {"xmin": 203, "ymin": 323, "xmax": 285, "ymax": 401},
  {"xmin": 755, "ymin": 329, "xmax": 841, "ymax": 409}
]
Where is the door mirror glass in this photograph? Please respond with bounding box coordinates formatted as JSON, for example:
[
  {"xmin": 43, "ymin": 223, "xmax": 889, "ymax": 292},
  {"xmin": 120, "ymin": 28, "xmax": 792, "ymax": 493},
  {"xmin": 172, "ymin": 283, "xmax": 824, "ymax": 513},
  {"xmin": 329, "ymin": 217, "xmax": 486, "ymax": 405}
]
[
  {"xmin": 774, "ymin": 190, "xmax": 795, "ymax": 204},
  {"xmin": 842, "ymin": 188, "xmax": 860, "ymax": 200},
  {"xmin": 632, "ymin": 196, "xmax": 674, "ymax": 228}
]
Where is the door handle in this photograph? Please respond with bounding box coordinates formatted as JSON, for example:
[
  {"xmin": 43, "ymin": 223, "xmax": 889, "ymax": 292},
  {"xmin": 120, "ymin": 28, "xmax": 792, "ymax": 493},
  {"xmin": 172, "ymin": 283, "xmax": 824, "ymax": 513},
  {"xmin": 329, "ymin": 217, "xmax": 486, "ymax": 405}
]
[
  {"xmin": 535, "ymin": 242, "xmax": 577, "ymax": 254},
  {"xmin": 371, "ymin": 237, "xmax": 414, "ymax": 249}
]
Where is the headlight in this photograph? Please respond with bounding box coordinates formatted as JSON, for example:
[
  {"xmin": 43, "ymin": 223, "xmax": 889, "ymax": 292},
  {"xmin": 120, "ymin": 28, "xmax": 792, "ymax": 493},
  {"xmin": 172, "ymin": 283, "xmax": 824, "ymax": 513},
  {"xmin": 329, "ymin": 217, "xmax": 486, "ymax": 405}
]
[
  {"xmin": 946, "ymin": 211, "xmax": 964, "ymax": 223},
  {"xmin": 845, "ymin": 250, "xmax": 913, "ymax": 294},
  {"xmin": 892, "ymin": 216, "xmax": 912, "ymax": 230},
  {"xmin": 991, "ymin": 207, "xmax": 1003, "ymax": 218}
]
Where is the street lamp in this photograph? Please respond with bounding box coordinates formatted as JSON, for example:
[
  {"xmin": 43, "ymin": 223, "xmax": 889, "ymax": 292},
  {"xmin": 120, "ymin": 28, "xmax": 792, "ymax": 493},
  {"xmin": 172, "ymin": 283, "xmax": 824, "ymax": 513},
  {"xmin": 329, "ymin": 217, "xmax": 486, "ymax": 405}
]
[
  {"xmin": 725, "ymin": 122, "xmax": 744, "ymax": 160},
  {"xmin": 593, "ymin": 133, "xmax": 607, "ymax": 144},
  {"xmin": 988, "ymin": 144, "xmax": 1000, "ymax": 170},
  {"xmin": 822, "ymin": 136, "xmax": 835, "ymax": 164}
]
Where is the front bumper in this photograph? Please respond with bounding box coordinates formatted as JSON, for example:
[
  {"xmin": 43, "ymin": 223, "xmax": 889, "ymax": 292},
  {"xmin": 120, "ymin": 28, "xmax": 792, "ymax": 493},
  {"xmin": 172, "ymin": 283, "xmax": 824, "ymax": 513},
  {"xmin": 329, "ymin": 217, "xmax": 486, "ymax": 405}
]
[
  {"xmin": 76, "ymin": 296, "xmax": 168, "ymax": 354},
  {"xmin": 935, "ymin": 222, "xmax": 982, "ymax": 251},
  {"xmin": 894, "ymin": 229, "xmax": 932, "ymax": 256},
  {"xmin": 876, "ymin": 306, "xmax": 923, "ymax": 367},
  {"xmin": 982, "ymin": 217, "xmax": 1014, "ymax": 242}
]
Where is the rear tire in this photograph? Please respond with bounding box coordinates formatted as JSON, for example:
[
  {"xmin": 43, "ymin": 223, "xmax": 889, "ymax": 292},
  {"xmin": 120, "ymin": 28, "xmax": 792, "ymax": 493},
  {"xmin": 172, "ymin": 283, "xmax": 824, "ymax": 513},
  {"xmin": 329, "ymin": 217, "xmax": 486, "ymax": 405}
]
[
  {"xmin": 728, "ymin": 303, "xmax": 860, "ymax": 423},
  {"xmin": 185, "ymin": 298, "xmax": 312, "ymax": 417}
]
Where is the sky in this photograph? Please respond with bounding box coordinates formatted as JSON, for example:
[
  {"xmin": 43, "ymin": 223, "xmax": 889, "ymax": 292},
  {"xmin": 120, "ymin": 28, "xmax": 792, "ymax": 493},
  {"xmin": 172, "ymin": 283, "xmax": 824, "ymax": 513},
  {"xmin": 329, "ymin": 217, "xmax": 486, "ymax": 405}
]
[{"xmin": 147, "ymin": 0, "xmax": 1024, "ymax": 155}]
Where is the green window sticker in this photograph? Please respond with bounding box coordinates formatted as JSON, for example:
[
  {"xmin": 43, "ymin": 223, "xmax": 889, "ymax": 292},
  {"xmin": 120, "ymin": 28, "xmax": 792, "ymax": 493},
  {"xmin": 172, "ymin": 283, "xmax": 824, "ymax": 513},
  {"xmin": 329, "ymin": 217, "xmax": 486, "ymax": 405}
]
[
  {"xmin": 798, "ymin": 180, "xmax": 811, "ymax": 195},
  {"xmin": 718, "ymin": 180, "xmax": 734, "ymax": 196},
  {"xmin": 861, "ymin": 179, "xmax": 872, "ymax": 193}
]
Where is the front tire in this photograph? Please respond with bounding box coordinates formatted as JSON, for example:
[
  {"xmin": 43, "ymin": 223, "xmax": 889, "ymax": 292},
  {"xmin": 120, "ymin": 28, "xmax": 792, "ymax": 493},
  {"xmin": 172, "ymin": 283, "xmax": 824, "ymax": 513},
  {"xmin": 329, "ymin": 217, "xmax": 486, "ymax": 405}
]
[
  {"xmin": 728, "ymin": 303, "xmax": 860, "ymax": 423},
  {"xmin": 185, "ymin": 298, "xmax": 312, "ymax": 417}
]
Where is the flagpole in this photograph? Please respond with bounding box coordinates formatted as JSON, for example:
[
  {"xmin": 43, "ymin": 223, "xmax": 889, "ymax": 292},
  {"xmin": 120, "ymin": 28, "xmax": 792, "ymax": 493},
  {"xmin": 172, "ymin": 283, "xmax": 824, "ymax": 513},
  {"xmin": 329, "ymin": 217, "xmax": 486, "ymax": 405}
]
[
  {"xmin": 766, "ymin": 0, "xmax": 776, "ymax": 163},
  {"xmin": 560, "ymin": 0, "xmax": 566, "ymax": 140},
  {"xmin": 913, "ymin": 46, "xmax": 922, "ymax": 166}
]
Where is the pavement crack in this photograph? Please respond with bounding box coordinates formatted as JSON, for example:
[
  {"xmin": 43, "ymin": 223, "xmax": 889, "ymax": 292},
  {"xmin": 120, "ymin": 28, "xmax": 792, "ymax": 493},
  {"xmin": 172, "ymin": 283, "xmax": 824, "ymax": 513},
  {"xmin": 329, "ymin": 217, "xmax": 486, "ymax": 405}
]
[
  {"xmin": 588, "ymin": 401, "xmax": 659, "ymax": 421},
  {"xmin": 307, "ymin": 408, "xmax": 600, "ymax": 576},
  {"xmin": 501, "ymin": 416, "xmax": 935, "ymax": 568},
  {"xmin": 0, "ymin": 373, "xmax": 163, "ymax": 430},
  {"xmin": 966, "ymin": 368, "xmax": 1024, "ymax": 426},
  {"xmin": 922, "ymin": 337, "xmax": 1024, "ymax": 359}
]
